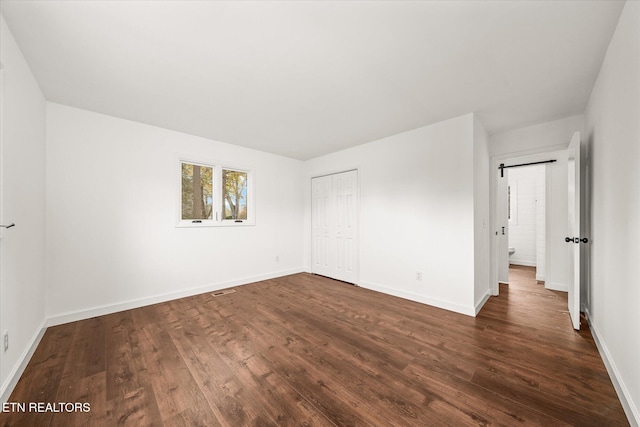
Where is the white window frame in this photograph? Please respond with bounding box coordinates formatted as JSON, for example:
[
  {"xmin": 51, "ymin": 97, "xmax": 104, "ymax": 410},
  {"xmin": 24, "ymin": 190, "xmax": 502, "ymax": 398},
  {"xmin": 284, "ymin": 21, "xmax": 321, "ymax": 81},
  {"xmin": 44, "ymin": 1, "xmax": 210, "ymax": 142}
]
[
  {"xmin": 219, "ymin": 165, "xmax": 254, "ymax": 225},
  {"xmin": 177, "ymin": 159, "xmax": 255, "ymax": 227},
  {"xmin": 178, "ymin": 160, "xmax": 216, "ymax": 226}
]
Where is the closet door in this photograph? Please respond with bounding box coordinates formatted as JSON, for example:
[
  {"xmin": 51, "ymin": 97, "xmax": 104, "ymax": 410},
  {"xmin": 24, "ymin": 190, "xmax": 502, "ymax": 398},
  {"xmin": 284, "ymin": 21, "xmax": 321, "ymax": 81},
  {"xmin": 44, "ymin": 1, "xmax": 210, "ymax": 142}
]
[
  {"xmin": 312, "ymin": 174, "xmax": 332, "ymax": 278},
  {"xmin": 311, "ymin": 170, "xmax": 358, "ymax": 284}
]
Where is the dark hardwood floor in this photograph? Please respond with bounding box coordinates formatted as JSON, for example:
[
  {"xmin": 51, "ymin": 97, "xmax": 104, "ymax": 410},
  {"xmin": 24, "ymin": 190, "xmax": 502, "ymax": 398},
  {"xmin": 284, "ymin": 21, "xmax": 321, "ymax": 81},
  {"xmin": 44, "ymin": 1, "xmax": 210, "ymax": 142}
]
[{"xmin": 1, "ymin": 267, "xmax": 628, "ymax": 426}]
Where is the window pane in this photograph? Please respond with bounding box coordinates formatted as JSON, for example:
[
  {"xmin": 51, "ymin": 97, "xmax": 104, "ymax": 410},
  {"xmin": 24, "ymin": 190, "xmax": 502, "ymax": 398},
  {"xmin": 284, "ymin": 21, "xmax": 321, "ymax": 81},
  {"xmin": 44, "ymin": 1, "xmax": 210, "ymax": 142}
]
[
  {"xmin": 222, "ymin": 169, "xmax": 248, "ymax": 220},
  {"xmin": 182, "ymin": 163, "xmax": 213, "ymax": 220}
]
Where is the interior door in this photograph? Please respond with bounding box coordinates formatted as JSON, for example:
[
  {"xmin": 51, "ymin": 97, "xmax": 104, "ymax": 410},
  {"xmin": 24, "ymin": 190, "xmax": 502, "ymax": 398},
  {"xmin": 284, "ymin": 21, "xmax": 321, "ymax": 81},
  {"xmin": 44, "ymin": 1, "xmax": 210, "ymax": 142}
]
[
  {"xmin": 0, "ymin": 65, "xmax": 4, "ymax": 372},
  {"xmin": 311, "ymin": 170, "xmax": 358, "ymax": 284},
  {"xmin": 333, "ymin": 170, "xmax": 358, "ymax": 284},
  {"xmin": 498, "ymin": 167, "xmax": 509, "ymax": 284},
  {"xmin": 567, "ymin": 132, "xmax": 581, "ymax": 330},
  {"xmin": 312, "ymin": 175, "xmax": 332, "ymax": 278}
]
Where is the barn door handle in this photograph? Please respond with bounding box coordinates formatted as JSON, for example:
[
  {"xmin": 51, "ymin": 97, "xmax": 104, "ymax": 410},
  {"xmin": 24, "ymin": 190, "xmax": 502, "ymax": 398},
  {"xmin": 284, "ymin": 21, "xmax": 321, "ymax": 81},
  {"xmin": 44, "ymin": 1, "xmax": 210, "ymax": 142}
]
[{"xmin": 0, "ymin": 223, "xmax": 15, "ymax": 229}]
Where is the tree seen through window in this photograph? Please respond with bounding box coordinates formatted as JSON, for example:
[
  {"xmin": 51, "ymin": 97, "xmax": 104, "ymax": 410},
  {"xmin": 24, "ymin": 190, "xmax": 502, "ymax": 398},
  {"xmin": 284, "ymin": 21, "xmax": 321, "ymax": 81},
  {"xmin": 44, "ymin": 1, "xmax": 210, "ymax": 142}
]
[
  {"xmin": 181, "ymin": 163, "xmax": 213, "ymax": 220},
  {"xmin": 222, "ymin": 169, "xmax": 247, "ymax": 220}
]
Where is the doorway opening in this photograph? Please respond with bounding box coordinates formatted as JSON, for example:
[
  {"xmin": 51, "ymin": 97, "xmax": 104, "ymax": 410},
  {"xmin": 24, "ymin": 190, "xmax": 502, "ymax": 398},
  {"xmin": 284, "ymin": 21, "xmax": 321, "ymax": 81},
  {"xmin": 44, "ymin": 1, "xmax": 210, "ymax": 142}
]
[
  {"xmin": 491, "ymin": 147, "xmax": 570, "ymax": 297},
  {"xmin": 507, "ymin": 164, "xmax": 546, "ymax": 284},
  {"xmin": 491, "ymin": 133, "xmax": 582, "ymax": 330}
]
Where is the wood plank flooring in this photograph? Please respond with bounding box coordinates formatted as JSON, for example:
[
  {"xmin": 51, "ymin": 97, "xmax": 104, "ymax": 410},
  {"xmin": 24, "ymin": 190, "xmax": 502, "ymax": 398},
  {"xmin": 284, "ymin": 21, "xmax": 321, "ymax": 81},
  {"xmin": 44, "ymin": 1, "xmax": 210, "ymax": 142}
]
[{"xmin": 1, "ymin": 266, "xmax": 628, "ymax": 426}]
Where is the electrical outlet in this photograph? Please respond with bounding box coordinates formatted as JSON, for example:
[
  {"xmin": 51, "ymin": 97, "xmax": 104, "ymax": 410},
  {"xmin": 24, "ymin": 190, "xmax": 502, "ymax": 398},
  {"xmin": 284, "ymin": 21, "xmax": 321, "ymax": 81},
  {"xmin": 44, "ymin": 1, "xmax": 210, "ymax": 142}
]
[
  {"xmin": 416, "ymin": 272, "xmax": 422, "ymax": 281},
  {"xmin": 3, "ymin": 331, "xmax": 8, "ymax": 352}
]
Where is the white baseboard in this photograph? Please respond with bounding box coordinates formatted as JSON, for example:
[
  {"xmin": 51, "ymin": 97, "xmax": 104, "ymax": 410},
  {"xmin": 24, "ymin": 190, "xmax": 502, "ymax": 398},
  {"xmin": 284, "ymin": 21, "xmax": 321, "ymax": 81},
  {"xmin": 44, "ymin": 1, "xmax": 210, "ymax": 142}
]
[
  {"xmin": 359, "ymin": 280, "xmax": 476, "ymax": 317},
  {"xmin": 585, "ymin": 308, "xmax": 639, "ymax": 427},
  {"xmin": 474, "ymin": 291, "xmax": 491, "ymax": 316},
  {"xmin": 535, "ymin": 274, "xmax": 546, "ymax": 281},
  {"xmin": 1, "ymin": 319, "xmax": 47, "ymax": 404},
  {"xmin": 47, "ymin": 268, "xmax": 305, "ymax": 327},
  {"xmin": 545, "ymin": 281, "xmax": 568, "ymax": 292},
  {"xmin": 509, "ymin": 260, "xmax": 536, "ymax": 267}
]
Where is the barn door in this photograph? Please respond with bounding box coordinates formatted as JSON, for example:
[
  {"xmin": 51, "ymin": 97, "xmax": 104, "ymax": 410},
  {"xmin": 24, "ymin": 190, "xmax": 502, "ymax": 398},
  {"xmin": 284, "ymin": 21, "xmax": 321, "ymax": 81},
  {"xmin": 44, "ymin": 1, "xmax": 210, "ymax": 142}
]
[{"xmin": 498, "ymin": 167, "xmax": 509, "ymax": 285}]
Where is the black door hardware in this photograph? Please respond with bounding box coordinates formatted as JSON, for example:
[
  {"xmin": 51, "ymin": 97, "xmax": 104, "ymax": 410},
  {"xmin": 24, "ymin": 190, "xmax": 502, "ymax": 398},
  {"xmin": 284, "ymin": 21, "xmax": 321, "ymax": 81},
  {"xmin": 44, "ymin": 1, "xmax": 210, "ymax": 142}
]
[{"xmin": 565, "ymin": 237, "xmax": 589, "ymax": 243}]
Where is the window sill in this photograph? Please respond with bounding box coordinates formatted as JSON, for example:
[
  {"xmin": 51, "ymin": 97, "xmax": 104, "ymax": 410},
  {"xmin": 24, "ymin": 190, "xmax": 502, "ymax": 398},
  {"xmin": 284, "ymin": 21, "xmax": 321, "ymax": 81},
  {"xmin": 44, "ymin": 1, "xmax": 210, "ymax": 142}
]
[{"xmin": 176, "ymin": 220, "xmax": 255, "ymax": 228}]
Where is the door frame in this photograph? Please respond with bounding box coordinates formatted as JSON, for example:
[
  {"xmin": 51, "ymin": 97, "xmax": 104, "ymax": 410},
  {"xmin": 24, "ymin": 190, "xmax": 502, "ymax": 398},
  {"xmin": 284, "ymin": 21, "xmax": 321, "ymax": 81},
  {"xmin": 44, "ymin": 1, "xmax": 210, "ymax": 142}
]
[
  {"xmin": 0, "ymin": 64, "xmax": 5, "ymax": 376},
  {"xmin": 490, "ymin": 145, "xmax": 568, "ymax": 296},
  {"xmin": 310, "ymin": 168, "xmax": 360, "ymax": 285}
]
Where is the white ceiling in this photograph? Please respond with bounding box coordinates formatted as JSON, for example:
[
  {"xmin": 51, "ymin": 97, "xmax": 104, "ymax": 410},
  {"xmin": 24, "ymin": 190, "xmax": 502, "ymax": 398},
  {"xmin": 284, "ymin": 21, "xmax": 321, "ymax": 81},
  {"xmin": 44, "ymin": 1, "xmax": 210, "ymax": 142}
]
[{"xmin": 0, "ymin": 1, "xmax": 625, "ymax": 160}]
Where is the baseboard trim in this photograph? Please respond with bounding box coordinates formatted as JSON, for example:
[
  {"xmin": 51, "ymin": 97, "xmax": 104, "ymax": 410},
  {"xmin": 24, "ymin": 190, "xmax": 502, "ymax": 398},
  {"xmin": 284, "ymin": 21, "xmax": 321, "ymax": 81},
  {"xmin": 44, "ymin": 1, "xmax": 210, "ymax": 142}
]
[
  {"xmin": 509, "ymin": 260, "xmax": 536, "ymax": 267},
  {"xmin": 359, "ymin": 280, "xmax": 476, "ymax": 317},
  {"xmin": 474, "ymin": 291, "xmax": 491, "ymax": 316},
  {"xmin": 545, "ymin": 282, "xmax": 568, "ymax": 292},
  {"xmin": 535, "ymin": 274, "xmax": 546, "ymax": 281},
  {"xmin": 585, "ymin": 308, "xmax": 639, "ymax": 426},
  {"xmin": 1, "ymin": 319, "xmax": 47, "ymax": 404},
  {"xmin": 46, "ymin": 268, "xmax": 305, "ymax": 327}
]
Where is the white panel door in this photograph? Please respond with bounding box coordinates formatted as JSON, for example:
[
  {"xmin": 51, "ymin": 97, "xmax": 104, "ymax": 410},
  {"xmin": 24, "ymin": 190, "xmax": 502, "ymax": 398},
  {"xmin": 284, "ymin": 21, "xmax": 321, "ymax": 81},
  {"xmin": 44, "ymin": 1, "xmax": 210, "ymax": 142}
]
[
  {"xmin": 311, "ymin": 170, "xmax": 358, "ymax": 284},
  {"xmin": 567, "ymin": 132, "xmax": 581, "ymax": 330},
  {"xmin": 333, "ymin": 170, "xmax": 358, "ymax": 283},
  {"xmin": 312, "ymin": 175, "xmax": 332, "ymax": 278}
]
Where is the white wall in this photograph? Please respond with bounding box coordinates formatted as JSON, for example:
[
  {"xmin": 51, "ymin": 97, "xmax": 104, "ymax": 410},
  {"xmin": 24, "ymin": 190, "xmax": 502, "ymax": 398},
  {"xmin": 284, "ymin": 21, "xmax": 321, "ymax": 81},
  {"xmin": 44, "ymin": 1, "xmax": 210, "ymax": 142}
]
[
  {"xmin": 473, "ymin": 116, "xmax": 490, "ymax": 310},
  {"xmin": 0, "ymin": 16, "xmax": 47, "ymax": 399},
  {"xmin": 303, "ymin": 113, "xmax": 487, "ymax": 316},
  {"xmin": 490, "ymin": 114, "xmax": 585, "ymax": 157},
  {"xmin": 543, "ymin": 151, "xmax": 569, "ymax": 292},
  {"xmin": 585, "ymin": 1, "xmax": 639, "ymax": 424},
  {"xmin": 45, "ymin": 104, "xmax": 305, "ymax": 322}
]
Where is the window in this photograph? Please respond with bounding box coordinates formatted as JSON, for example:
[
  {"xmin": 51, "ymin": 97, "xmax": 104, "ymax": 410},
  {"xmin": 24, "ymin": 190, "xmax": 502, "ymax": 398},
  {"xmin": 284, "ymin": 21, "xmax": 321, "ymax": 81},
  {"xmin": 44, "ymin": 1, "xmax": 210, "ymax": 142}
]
[
  {"xmin": 222, "ymin": 169, "xmax": 248, "ymax": 221},
  {"xmin": 181, "ymin": 162, "xmax": 213, "ymax": 221},
  {"xmin": 179, "ymin": 160, "xmax": 254, "ymax": 226}
]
